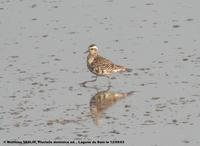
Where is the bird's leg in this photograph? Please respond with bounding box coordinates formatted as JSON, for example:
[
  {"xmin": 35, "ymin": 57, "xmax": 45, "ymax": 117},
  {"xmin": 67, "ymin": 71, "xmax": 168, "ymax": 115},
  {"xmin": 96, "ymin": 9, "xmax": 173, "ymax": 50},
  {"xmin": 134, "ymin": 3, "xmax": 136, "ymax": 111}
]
[
  {"xmin": 106, "ymin": 76, "xmax": 112, "ymax": 89},
  {"xmin": 80, "ymin": 76, "xmax": 97, "ymax": 87},
  {"xmin": 92, "ymin": 75, "xmax": 98, "ymax": 81}
]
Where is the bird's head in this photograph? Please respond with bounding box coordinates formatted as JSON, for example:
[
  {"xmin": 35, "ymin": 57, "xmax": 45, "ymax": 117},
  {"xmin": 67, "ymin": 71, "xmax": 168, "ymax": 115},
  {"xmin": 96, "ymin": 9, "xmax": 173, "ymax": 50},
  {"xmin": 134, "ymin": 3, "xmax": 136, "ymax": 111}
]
[{"xmin": 85, "ymin": 44, "xmax": 98, "ymax": 55}]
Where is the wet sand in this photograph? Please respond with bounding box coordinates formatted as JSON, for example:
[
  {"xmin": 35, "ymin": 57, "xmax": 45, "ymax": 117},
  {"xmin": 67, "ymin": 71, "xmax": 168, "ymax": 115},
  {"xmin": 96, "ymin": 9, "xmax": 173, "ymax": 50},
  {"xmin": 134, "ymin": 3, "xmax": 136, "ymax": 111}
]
[{"xmin": 0, "ymin": 0, "xmax": 200, "ymax": 146}]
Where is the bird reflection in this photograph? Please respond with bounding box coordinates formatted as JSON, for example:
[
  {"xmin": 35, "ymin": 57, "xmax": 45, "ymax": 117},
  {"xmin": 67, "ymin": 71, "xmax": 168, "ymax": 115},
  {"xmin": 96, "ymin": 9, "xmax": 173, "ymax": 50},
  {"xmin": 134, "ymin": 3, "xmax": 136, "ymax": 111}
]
[{"xmin": 81, "ymin": 84, "xmax": 134, "ymax": 126}]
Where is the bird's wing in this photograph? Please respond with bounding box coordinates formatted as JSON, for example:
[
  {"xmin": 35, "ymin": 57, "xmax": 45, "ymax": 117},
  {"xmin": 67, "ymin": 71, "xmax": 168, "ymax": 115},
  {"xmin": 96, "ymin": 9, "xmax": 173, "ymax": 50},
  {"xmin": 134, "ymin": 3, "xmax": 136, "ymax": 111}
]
[
  {"xmin": 92, "ymin": 55, "xmax": 126, "ymax": 73},
  {"xmin": 93, "ymin": 55, "xmax": 113, "ymax": 65}
]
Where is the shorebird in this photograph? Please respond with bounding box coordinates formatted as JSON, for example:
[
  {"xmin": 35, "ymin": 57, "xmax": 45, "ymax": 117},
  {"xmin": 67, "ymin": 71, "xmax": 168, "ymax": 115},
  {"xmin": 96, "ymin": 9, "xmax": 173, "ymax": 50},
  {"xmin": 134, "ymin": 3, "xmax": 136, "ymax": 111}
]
[{"xmin": 81, "ymin": 44, "xmax": 132, "ymax": 86}]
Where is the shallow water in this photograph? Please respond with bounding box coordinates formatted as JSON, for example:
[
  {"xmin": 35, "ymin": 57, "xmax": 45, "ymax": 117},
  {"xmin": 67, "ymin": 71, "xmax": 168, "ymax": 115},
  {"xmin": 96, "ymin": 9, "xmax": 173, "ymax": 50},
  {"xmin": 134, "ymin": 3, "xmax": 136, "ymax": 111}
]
[{"xmin": 0, "ymin": 0, "xmax": 200, "ymax": 146}]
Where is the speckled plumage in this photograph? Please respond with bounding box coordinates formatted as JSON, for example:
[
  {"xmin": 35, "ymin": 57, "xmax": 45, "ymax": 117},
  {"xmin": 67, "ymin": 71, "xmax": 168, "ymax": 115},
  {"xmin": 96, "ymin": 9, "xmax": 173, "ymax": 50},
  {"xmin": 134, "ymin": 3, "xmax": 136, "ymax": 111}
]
[{"xmin": 86, "ymin": 44, "xmax": 131, "ymax": 77}]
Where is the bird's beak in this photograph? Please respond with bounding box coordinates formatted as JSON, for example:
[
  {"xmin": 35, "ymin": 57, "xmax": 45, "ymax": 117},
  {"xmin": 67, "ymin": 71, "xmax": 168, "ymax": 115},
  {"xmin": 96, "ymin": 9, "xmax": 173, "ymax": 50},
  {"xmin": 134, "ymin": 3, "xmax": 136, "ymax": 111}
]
[{"xmin": 84, "ymin": 50, "xmax": 89, "ymax": 54}]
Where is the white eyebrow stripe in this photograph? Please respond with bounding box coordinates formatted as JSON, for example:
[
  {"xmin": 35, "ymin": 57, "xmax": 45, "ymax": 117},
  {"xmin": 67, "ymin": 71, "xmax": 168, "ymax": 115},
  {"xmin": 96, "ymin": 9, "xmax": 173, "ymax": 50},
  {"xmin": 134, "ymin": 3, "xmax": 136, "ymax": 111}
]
[{"xmin": 90, "ymin": 46, "xmax": 98, "ymax": 49}]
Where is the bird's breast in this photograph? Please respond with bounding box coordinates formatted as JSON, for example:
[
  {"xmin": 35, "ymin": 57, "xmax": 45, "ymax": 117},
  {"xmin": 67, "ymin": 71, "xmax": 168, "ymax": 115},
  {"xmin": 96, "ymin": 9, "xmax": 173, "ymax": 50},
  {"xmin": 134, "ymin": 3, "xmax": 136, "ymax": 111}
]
[{"xmin": 87, "ymin": 57, "xmax": 94, "ymax": 65}]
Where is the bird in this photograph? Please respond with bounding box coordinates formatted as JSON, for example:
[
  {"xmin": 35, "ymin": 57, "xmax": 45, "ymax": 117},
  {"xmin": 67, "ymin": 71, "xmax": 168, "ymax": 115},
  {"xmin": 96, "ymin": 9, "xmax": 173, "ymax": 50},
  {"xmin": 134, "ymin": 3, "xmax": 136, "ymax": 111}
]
[{"xmin": 81, "ymin": 44, "xmax": 132, "ymax": 86}]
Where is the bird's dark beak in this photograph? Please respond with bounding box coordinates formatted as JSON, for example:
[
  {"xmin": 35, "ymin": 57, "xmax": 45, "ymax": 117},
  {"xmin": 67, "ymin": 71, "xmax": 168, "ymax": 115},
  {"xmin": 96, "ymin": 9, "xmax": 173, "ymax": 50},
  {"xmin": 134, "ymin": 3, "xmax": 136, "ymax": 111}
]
[{"xmin": 84, "ymin": 50, "xmax": 89, "ymax": 54}]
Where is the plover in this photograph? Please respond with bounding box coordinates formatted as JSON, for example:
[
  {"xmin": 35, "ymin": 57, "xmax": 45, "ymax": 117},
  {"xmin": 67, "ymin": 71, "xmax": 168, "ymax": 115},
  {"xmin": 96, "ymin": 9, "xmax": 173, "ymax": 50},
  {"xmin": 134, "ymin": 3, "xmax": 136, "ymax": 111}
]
[{"xmin": 82, "ymin": 44, "xmax": 132, "ymax": 85}]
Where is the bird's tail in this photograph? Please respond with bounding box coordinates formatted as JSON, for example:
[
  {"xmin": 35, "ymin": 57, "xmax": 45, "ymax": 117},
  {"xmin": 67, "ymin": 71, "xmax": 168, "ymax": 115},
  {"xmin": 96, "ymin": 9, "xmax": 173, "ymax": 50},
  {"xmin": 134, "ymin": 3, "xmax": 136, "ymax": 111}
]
[
  {"xmin": 125, "ymin": 68, "xmax": 132, "ymax": 72},
  {"xmin": 113, "ymin": 65, "xmax": 132, "ymax": 73}
]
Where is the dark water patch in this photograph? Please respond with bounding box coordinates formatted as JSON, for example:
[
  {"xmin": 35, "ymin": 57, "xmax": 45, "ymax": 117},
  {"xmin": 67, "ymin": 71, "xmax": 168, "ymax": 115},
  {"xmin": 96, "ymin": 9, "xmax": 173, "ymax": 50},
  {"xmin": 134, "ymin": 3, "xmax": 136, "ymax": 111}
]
[
  {"xmin": 48, "ymin": 54, "xmax": 56, "ymax": 57},
  {"xmin": 72, "ymin": 71, "xmax": 79, "ymax": 74},
  {"xmin": 17, "ymin": 69, "xmax": 26, "ymax": 74},
  {"xmin": 52, "ymin": 6, "xmax": 58, "ymax": 8},
  {"xmin": 47, "ymin": 119, "xmax": 79, "ymax": 126},
  {"xmin": 172, "ymin": 19, "xmax": 178, "ymax": 22},
  {"xmin": 53, "ymin": 27, "xmax": 58, "ymax": 31},
  {"xmin": 22, "ymin": 120, "xmax": 32, "ymax": 127},
  {"xmin": 10, "ymin": 111, "xmax": 20, "ymax": 115},
  {"xmin": 144, "ymin": 111, "xmax": 150, "ymax": 116},
  {"xmin": 34, "ymin": 46, "xmax": 39, "ymax": 49},
  {"xmin": 182, "ymin": 140, "xmax": 190, "ymax": 143},
  {"xmin": 62, "ymin": 26, "xmax": 67, "ymax": 29},
  {"xmin": 54, "ymin": 58, "xmax": 61, "ymax": 61},
  {"xmin": 130, "ymin": 6, "xmax": 136, "ymax": 8},
  {"xmin": 54, "ymin": 136, "xmax": 62, "ymax": 140},
  {"xmin": 104, "ymin": 27, "xmax": 112, "ymax": 30},
  {"xmin": 59, "ymin": 68, "xmax": 68, "ymax": 72},
  {"xmin": 192, "ymin": 94, "xmax": 200, "ymax": 97},
  {"xmin": 106, "ymin": 0, "xmax": 114, "ymax": 2},
  {"xmin": 151, "ymin": 97, "xmax": 160, "ymax": 100},
  {"xmin": 181, "ymin": 81, "xmax": 188, "ymax": 84},
  {"xmin": 186, "ymin": 18, "xmax": 194, "ymax": 21},
  {"xmin": 140, "ymin": 82, "xmax": 157, "ymax": 86},
  {"xmin": 124, "ymin": 104, "xmax": 131, "ymax": 108},
  {"xmin": 14, "ymin": 122, "xmax": 20, "ymax": 127},
  {"xmin": 136, "ymin": 36, "xmax": 144, "ymax": 39},
  {"xmin": 76, "ymin": 134, "xmax": 85, "ymax": 137},
  {"xmin": 68, "ymin": 86, "xmax": 73, "ymax": 91},
  {"xmin": 105, "ymin": 116, "xmax": 112, "ymax": 119},
  {"xmin": 31, "ymin": 4, "xmax": 37, "ymax": 8},
  {"xmin": 64, "ymin": 108, "xmax": 75, "ymax": 112},
  {"xmin": 0, "ymin": 8, "xmax": 4, "ymax": 10},
  {"xmin": 42, "ymin": 72, "xmax": 50, "ymax": 75},
  {"xmin": 68, "ymin": 32, "xmax": 77, "ymax": 34},
  {"xmin": 46, "ymin": 120, "xmax": 54, "ymax": 126},
  {"xmin": 182, "ymin": 58, "xmax": 188, "ymax": 61},
  {"xmin": 10, "ymin": 56, "xmax": 19, "ymax": 59},
  {"xmin": 7, "ymin": 64, "xmax": 13, "ymax": 67},
  {"xmin": 32, "ymin": 82, "xmax": 38, "ymax": 85},
  {"xmin": 44, "ymin": 77, "xmax": 56, "ymax": 83},
  {"xmin": 22, "ymin": 95, "xmax": 31, "ymax": 98},
  {"xmin": 39, "ymin": 83, "xmax": 48, "ymax": 86},
  {"xmin": 32, "ymin": 18, "xmax": 38, "ymax": 21},
  {"xmin": 110, "ymin": 130, "xmax": 120, "ymax": 134},
  {"xmin": 82, "ymin": 130, "xmax": 88, "ymax": 133},
  {"xmin": 39, "ymin": 89, "xmax": 45, "ymax": 93},
  {"xmin": 123, "ymin": 73, "xmax": 131, "ymax": 76},
  {"xmin": 41, "ymin": 61, "xmax": 49, "ymax": 64},
  {"xmin": 172, "ymin": 119, "xmax": 177, "ymax": 124},
  {"xmin": 172, "ymin": 25, "xmax": 180, "ymax": 28},
  {"xmin": 9, "ymin": 95, "xmax": 16, "ymax": 98},
  {"xmin": 119, "ymin": 49, "xmax": 124, "ymax": 52},
  {"xmin": 43, "ymin": 107, "xmax": 55, "ymax": 112},
  {"xmin": 137, "ymin": 68, "xmax": 150, "ymax": 71},
  {"xmin": 42, "ymin": 35, "xmax": 48, "ymax": 38},
  {"xmin": 0, "ymin": 127, "xmax": 5, "ymax": 130},
  {"xmin": 155, "ymin": 104, "xmax": 166, "ymax": 112},
  {"xmin": 158, "ymin": 61, "xmax": 163, "ymax": 63},
  {"xmin": 163, "ymin": 41, "xmax": 168, "ymax": 43},
  {"xmin": 141, "ymin": 120, "xmax": 156, "ymax": 125},
  {"xmin": 140, "ymin": 83, "xmax": 145, "ymax": 86},
  {"xmin": 145, "ymin": 3, "xmax": 154, "ymax": 5}
]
